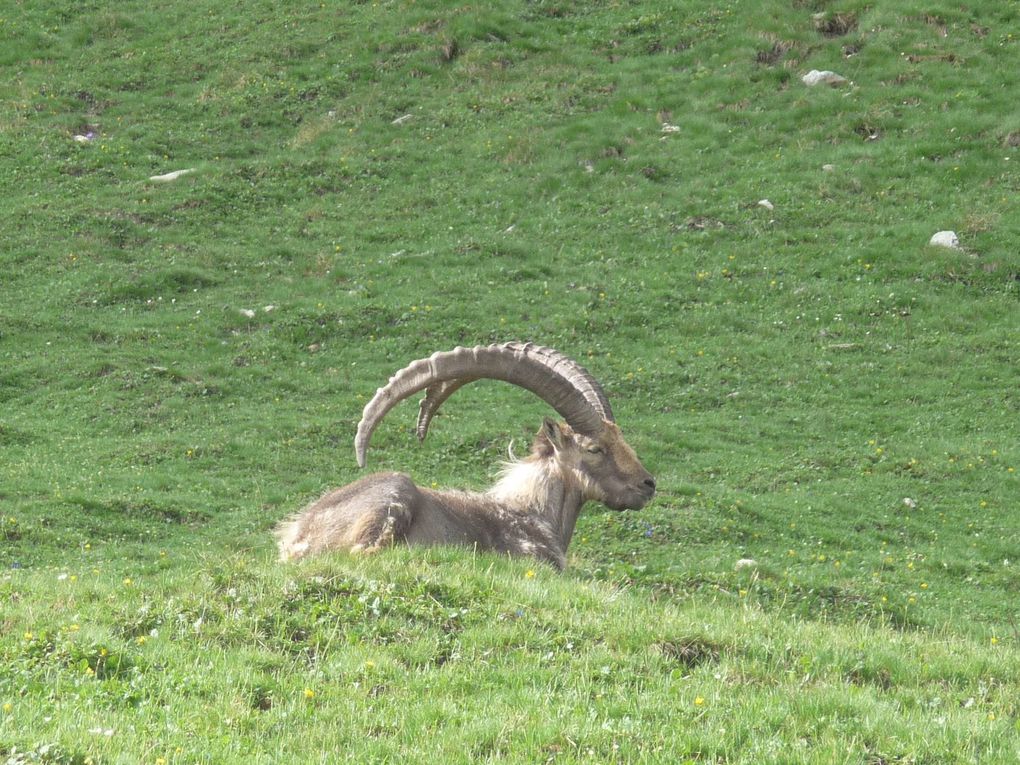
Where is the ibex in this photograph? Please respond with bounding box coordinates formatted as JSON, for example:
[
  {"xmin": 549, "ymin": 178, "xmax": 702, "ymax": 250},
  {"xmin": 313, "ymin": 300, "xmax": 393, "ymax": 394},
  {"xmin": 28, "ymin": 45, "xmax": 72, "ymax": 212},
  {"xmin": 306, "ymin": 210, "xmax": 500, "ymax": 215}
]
[{"xmin": 275, "ymin": 342, "xmax": 655, "ymax": 569}]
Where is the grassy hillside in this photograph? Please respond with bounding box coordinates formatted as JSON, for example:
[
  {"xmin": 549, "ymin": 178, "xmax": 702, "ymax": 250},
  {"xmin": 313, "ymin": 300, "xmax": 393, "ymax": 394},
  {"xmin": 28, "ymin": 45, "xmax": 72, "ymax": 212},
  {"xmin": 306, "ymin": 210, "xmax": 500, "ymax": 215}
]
[{"xmin": 2, "ymin": 0, "xmax": 1018, "ymax": 762}]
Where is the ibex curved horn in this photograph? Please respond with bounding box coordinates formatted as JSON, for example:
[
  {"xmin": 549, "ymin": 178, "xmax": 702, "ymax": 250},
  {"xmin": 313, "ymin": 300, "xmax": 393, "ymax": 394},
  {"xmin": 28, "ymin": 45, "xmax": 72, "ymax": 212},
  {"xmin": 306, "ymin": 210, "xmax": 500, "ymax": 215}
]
[{"xmin": 354, "ymin": 342, "xmax": 614, "ymax": 467}]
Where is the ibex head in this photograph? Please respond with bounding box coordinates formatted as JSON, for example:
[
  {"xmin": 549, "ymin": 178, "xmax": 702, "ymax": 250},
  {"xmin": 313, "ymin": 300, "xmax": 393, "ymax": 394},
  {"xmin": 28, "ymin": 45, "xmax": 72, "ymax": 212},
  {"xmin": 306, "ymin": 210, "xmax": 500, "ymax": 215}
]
[
  {"xmin": 354, "ymin": 342, "xmax": 655, "ymax": 511},
  {"xmin": 535, "ymin": 418, "xmax": 655, "ymax": 511}
]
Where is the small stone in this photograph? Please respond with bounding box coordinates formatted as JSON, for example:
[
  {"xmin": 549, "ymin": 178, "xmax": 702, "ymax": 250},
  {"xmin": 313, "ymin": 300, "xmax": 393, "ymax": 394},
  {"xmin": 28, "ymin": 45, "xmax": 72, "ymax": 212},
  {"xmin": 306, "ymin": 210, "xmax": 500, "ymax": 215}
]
[
  {"xmin": 802, "ymin": 69, "xmax": 848, "ymax": 87},
  {"xmin": 758, "ymin": 199, "xmax": 774, "ymax": 211},
  {"xmin": 929, "ymin": 230, "xmax": 960, "ymax": 249},
  {"xmin": 822, "ymin": 163, "xmax": 836, "ymax": 172},
  {"xmin": 391, "ymin": 114, "xmax": 413, "ymax": 125},
  {"xmin": 263, "ymin": 305, "xmax": 276, "ymax": 313},
  {"xmin": 239, "ymin": 309, "xmax": 256, "ymax": 319},
  {"xmin": 903, "ymin": 498, "xmax": 917, "ymax": 509},
  {"xmin": 735, "ymin": 558, "xmax": 758, "ymax": 571}
]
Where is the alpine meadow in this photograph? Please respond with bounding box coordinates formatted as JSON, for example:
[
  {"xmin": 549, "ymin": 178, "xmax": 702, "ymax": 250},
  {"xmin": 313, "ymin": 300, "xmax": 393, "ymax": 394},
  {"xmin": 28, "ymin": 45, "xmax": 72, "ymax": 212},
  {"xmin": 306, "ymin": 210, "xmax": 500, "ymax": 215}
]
[{"xmin": 1, "ymin": 1, "xmax": 1018, "ymax": 763}]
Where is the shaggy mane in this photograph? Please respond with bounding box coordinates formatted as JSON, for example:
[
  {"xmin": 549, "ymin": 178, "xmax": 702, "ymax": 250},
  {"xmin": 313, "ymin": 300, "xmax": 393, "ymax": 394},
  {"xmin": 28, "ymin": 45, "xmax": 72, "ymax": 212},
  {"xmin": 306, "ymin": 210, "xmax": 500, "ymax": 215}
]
[{"xmin": 487, "ymin": 456, "xmax": 566, "ymax": 512}]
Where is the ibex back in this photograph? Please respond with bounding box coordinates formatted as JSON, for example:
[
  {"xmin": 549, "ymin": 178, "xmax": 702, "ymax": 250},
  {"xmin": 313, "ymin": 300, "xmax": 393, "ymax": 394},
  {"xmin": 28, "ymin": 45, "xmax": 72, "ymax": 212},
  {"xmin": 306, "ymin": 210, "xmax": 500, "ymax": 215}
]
[{"xmin": 275, "ymin": 342, "xmax": 655, "ymax": 569}]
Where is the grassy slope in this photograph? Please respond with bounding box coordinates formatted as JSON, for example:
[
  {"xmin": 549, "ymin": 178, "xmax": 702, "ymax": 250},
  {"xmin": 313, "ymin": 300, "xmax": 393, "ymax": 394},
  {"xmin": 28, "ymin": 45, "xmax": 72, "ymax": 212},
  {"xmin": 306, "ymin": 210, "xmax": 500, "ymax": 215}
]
[{"xmin": 1, "ymin": 0, "xmax": 1018, "ymax": 762}]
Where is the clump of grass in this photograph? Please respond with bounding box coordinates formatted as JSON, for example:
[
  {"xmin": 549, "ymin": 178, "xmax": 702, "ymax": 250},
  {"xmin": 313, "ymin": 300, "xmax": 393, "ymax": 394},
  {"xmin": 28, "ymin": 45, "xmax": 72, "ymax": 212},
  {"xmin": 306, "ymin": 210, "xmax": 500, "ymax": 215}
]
[
  {"xmin": 657, "ymin": 636, "xmax": 724, "ymax": 669},
  {"xmin": 813, "ymin": 11, "xmax": 858, "ymax": 38}
]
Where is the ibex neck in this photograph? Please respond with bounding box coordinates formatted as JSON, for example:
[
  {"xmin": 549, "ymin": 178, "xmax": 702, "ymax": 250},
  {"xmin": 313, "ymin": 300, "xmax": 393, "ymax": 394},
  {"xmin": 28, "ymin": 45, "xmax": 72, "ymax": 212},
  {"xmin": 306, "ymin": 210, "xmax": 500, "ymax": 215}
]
[{"xmin": 488, "ymin": 459, "xmax": 586, "ymax": 551}]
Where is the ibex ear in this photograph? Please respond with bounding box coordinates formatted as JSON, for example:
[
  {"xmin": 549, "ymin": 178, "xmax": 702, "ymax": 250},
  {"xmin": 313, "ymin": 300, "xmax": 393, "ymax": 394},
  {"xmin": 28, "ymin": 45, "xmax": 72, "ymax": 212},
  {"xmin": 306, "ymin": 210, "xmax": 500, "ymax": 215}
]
[{"xmin": 541, "ymin": 417, "xmax": 567, "ymax": 452}]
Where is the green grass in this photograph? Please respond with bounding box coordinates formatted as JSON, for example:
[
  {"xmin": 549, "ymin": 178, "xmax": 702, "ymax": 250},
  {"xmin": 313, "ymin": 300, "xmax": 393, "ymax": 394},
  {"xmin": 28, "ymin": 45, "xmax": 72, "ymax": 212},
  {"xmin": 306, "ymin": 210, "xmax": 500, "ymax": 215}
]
[
  {"xmin": 2, "ymin": 0, "xmax": 1019, "ymax": 762},
  {"xmin": 3, "ymin": 551, "xmax": 1018, "ymax": 763}
]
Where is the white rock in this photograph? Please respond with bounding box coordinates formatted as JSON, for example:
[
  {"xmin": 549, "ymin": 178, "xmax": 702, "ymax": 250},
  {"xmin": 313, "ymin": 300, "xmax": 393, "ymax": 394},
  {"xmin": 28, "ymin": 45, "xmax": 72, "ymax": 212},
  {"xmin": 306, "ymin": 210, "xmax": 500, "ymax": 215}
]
[
  {"xmin": 391, "ymin": 114, "xmax": 413, "ymax": 125},
  {"xmin": 822, "ymin": 163, "xmax": 836, "ymax": 172},
  {"xmin": 802, "ymin": 69, "xmax": 848, "ymax": 87},
  {"xmin": 661, "ymin": 123, "xmax": 681, "ymax": 134},
  {"xmin": 239, "ymin": 309, "xmax": 256, "ymax": 319},
  {"xmin": 263, "ymin": 305, "xmax": 276, "ymax": 313},
  {"xmin": 903, "ymin": 497, "xmax": 917, "ymax": 509},
  {"xmin": 757, "ymin": 199, "xmax": 774, "ymax": 211},
  {"xmin": 735, "ymin": 558, "xmax": 758, "ymax": 571},
  {"xmin": 149, "ymin": 168, "xmax": 196, "ymax": 182},
  {"xmin": 929, "ymin": 230, "xmax": 960, "ymax": 249}
]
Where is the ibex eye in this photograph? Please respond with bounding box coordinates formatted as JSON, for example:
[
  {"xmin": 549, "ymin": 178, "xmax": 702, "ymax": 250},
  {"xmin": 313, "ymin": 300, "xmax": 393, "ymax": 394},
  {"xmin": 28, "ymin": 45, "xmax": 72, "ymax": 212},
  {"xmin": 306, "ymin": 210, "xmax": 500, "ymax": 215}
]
[{"xmin": 586, "ymin": 446, "xmax": 604, "ymax": 455}]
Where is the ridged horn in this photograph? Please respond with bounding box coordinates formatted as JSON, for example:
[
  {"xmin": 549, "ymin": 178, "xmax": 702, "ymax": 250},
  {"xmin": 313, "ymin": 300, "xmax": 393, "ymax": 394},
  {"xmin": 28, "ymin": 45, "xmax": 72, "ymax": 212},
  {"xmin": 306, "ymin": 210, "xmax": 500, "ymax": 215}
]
[
  {"xmin": 416, "ymin": 378, "xmax": 476, "ymax": 442},
  {"xmin": 354, "ymin": 342, "xmax": 614, "ymax": 467}
]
